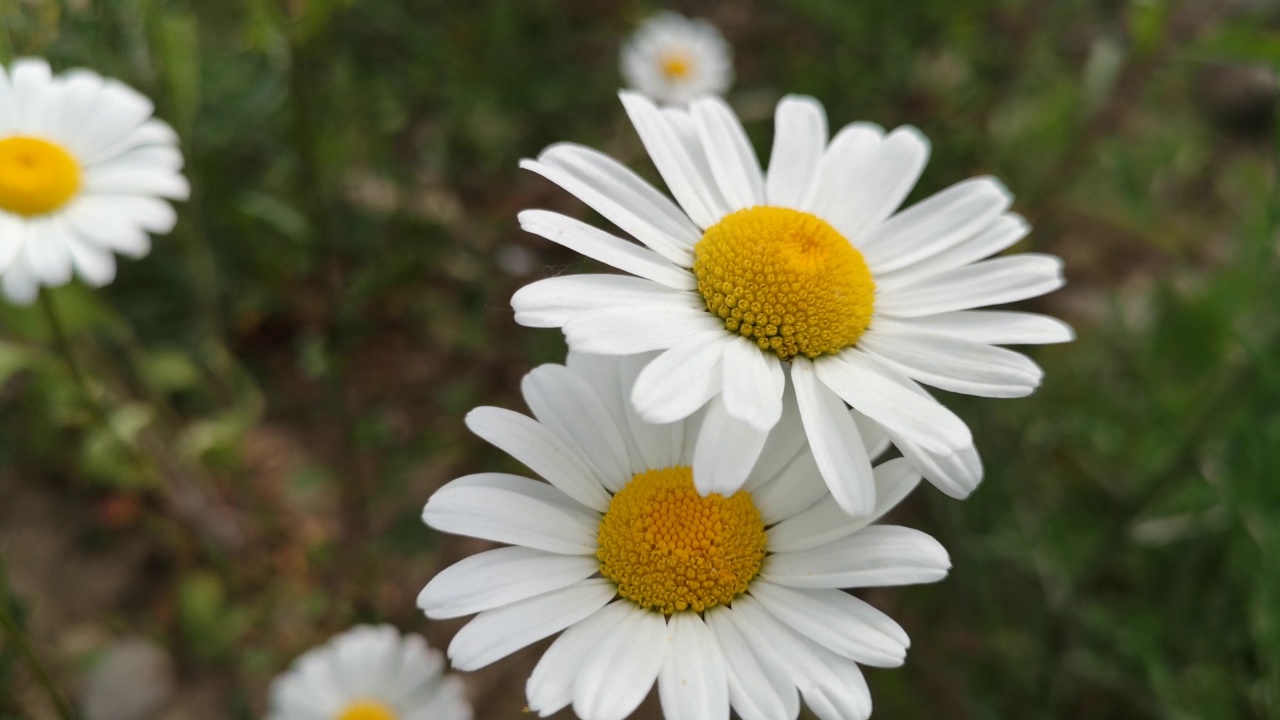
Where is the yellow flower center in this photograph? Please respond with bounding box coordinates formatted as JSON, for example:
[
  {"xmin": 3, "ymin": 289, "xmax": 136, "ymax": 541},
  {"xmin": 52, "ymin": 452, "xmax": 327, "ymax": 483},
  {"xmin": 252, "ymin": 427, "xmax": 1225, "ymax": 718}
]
[
  {"xmin": 660, "ymin": 52, "xmax": 693, "ymax": 80},
  {"xmin": 694, "ymin": 206, "xmax": 876, "ymax": 361},
  {"xmin": 0, "ymin": 136, "xmax": 82, "ymax": 217},
  {"xmin": 336, "ymin": 701, "xmax": 397, "ymax": 720},
  {"xmin": 596, "ymin": 466, "xmax": 766, "ymax": 615}
]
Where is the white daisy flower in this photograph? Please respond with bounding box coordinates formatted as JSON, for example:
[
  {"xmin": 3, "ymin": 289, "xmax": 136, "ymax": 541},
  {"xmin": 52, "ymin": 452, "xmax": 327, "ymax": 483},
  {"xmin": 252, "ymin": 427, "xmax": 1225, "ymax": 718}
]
[
  {"xmin": 420, "ymin": 353, "xmax": 949, "ymax": 720},
  {"xmin": 267, "ymin": 625, "xmax": 472, "ymax": 720},
  {"xmin": 0, "ymin": 58, "xmax": 189, "ymax": 304},
  {"xmin": 512, "ymin": 92, "xmax": 1073, "ymax": 512},
  {"xmin": 621, "ymin": 12, "xmax": 733, "ymax": 105}
]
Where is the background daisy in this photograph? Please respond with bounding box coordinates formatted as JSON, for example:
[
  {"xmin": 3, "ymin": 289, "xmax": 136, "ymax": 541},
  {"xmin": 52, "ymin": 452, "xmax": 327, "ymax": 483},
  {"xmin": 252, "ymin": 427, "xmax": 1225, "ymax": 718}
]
[
  {"xmin": 513, "ymin": 92, "xmax": 1072, "ymax": 513},
  {"xmin": 420, "ymin": 353, "xmax": 949, "ymax": 720},
  {"xmin": 621, "ymin": 11, "xmax": 733, "ymax": 105},
  {"xmin": 267, "ymin": 625, "xmax": 472, "ymax": 720},
  {"xmin": 0, "ymin": 57, "xmax": 188, "ymax": 304}
]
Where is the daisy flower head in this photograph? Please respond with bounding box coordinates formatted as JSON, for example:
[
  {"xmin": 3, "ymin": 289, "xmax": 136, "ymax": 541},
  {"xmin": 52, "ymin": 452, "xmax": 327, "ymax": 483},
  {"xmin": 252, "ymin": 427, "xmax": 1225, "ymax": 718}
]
[
  {"xmin": 513, "ymin": 92, "xmax": 1073, "ymax": 513},
  {"xmin": 267, "ymin": 625, "xmax": 472, "ymax": 720},
  {"xmin": 420, "ymin": 353, "xmax": 950, "ymax": 720},
  {"xmin": 621, "ymin": 11, "xmax": 733, "ymax": 105},
  {"xmin": 0, "ymin": 58, "xmax": 189, "ymax": 304}
]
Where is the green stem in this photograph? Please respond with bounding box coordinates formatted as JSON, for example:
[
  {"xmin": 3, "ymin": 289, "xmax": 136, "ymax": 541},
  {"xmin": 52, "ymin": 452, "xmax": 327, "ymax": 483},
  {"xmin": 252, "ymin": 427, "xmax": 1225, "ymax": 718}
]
[{"xmin": 0, "ymin": 559, "xmax": 74, "ymax": 720}]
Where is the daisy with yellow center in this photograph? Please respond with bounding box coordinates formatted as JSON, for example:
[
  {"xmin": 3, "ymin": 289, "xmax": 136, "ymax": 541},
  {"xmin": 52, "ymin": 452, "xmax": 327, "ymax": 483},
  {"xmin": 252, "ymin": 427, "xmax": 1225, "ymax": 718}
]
[
  {"xmin": 420, "ymin": 354, "xmax": 949, "ymax": 720},
  {"xmin": 513, "ymin": 93, "xmax": 1074, "ymax": 513},
  {"xmin": 0, "ymin": 58, "xmax": 188, "ymax": 303},
  {"xmin": 620, "ymin": 12, "xmax": 733, "ymax": 105},
  {"xmin": 266, "ymin": 625, "xmax": 472, "ymax": 720}
]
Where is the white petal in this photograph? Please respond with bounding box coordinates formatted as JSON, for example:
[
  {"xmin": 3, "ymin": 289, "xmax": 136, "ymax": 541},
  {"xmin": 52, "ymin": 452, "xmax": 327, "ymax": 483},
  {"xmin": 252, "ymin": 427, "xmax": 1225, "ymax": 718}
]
[
  {"xmin": 764, "ymin": 525, "xmax": 951, "ymax": 588},
  {"xmin": 873, "ymin": 310, "xmax": 1074, "ymax": 345},
  {"xmin": 566, "ymin": 351, "xmax": 656, "ymax": 474},
  {"xmin": 821, "ymin": 127, "xmax": 931, "ymax": 241},
  {"xmin": 859, "ymin": 326, "xmax": 1043, "ymax": 398},
  {"xmin": 522, "ymin": 363, "xmax": 632, "ymax": 491},
  {"xmin": 0, "ymin": 215, "xmax": 27, "ymax": 273},
  {"xmin": 61, "ymin": 196, "xmax": 151, "ymax": 258},
  {"xmin": 422, "ymin": 473, "xmax": 598, "ymax": 555},
  {"xmin": 749, "ymin": 582, "xmax": 909, "ymax": 668},
  {"xmin": 875, "ymin": 212, "xmax": 1029, "ymax": 288},
  {"xmin": 563, "ymin": 304, "xmax": 723, "ymax": 355},
  {"xmin": 82, "ymin": 165, "xmax": 189, "ymax": 200},
  {"xmin": 875, "ymin": 253, "xmax": 1066, "ymax": 317},
  {"xmin": 418, "ymin": 546, "xmax": 599, "ymax": 619},
  {"xmin": 68, "ymin": 79, "xmax": 155, "ymax": 160},
  {"xmin": 859, "ymin": 177, "xmax": 1011, "ymax": 273},
  {"xmin": 517, "ymin": 210, "xmax": 694, "ymax": 289},
  {"xmin": 892, "ymin": 428, "xmax": 983, "ymax": 499},
  {"xmin": 703, "ymin": 607, "xmax": 797, "ymax": 720},
  {"xmin": 67, "ymin": 236, "xmax": 118, "ymax": 287},
  {"xmin": 511, "ymin": 274, "xmax": 700, "ymax": 329},
  {"xmin": 616, "ymin": 353, "xmax": 685, "ymax": 471},
  {"xmin": 631, "ymin": 330, "xmax": 731, "ymax": 424},
  {"xmin": 691, "ymin": 394, "xmax": 768, "ymax": 496},
  {"xmin": 766, "ymin": 95, "xmax": 828, "ymax": 207},
  {"xmin": 465, "ymin": 406, "xmax": 611, "ymax": 512},
  {"xmin": 524, "ymin": 142, "xmax": 701, "ymax": 264},
  {"xmin": 750, "ymin": 447, "xmax": 831, "ymax": 525},
  {"xmin": 720, "ymin": 338, "xmax": 784, "ymax": 430},
  {"xmin": 448, "ymin": 579, "xmax": 616, "ymax": 671},
  {"xmin": 658, "ymin": 613, "xmax": 729, "ymax": 720},
  {"xmin": 801, "ymin": 122, "xmax": 882, "ymax": 217},
  {"xmin": 572, "ymin": 603, "xmax": 667, "ymax": 720},
  {"xmin": 10, "ymin": 59, "xmax": 54, "ymax": 133},
  {"xmin": 526, "ymin": 602, "xmax": 628, "ymax": 717},
  {"xmin": 620, "ymin": 91, "xmax": 729, "ymax": 228},
  {"xmin": 850, "ymin": 409, "xmax": 891, "ymax": 460},
  {"xmin": 767, "ymin": 457, "xmax": 921, "ymax": 552},
  {"xmin": 814, "ymin": 349, "xmax": 971, "ymax": 455},
  {"xmin": 23, "ymin": 217, "xmax": 73, "ymax": 286},
  {"xmin": 1, "ymin": 250, "xmax": 39, "ymax": 304},
  {"xmin": 742, "ymin": 383, "xmax": 807, "ymax": 491},
  {"xmin": 690, "ymin": 96, "xmax": 765, "ymax": 210},
  {"xmin": 792, "ymin": 358, "xmax": 875, "ymax": 517},
  {"xmin": 79, "ymin": 119, "xmax": 179, "ymax": 167}
]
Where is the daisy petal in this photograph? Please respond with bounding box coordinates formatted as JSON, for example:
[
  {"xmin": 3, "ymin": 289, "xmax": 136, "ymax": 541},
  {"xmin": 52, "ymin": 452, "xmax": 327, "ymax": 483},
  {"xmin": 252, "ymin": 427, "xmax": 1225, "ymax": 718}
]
[
  {"xmin": 749, "ymin": 581, "xmax": 910, "ymax": 668},
  {"xmin": 448, "ymin": 578, "xmax": 616, "ymax": 671},
  {"xmin": 802, "ymin": 122, "xmax": 882, "ymax": 218},
  {"xmin": 419, "ymin": 547, "xmax": 599, "ymax": 619},
  {"xmin": 792, "ymin": 357, "xmax": 875, "ymax": 516},
  {"xmin": 704, "ymin": 607, "xmax": 798, "ymax": 720},
  {"xmin": 526, "ymin": 602, "xmax": 626, "ymax": 717},
  {"xmin": 750, "ymin": 448, "xmax": 831, "ymax": 525},
  {"xmin": 859, "ymin": 176, "xmax": 1011, "ymax": 273},
  {"xmin": 892, "ymin": 429, "xmax": 983, "ymax": 499},
  {"xmin": 876, "ymin": 310, "xmax": 1076, "ymax": 345},
  {"xmin": 766, "ymin": 95, "xmax": 828, "ymax": 207},
  {"xmin": 691, "ymin": 96, "xmax": 765, "ymax": 210},
  {"xmin": 465, "ymin": 406, "xmax": 611, "ymax": 512},
  {"xmin": 573, "ymin": 603, "xmax": 668, "ymax": 720},
  {"xmin": 423, "ymin": 473, "xmax": 598, "ymax": 555},
  {"xmin": 658, "ymin": 613, "xmax": 729, "ymax": 720},
  {"xmin": 692, "ymin": 394, "xmax": 768, "ymax": 496},
  {"xmin": 512, "ymin": 274, "xmax": 700, "ymax": 329},
  {"xmin": 875, "ymin": 253, "xmax": 1065, "ymax": 317},
  {"xmin": 631, "ymin": 330, "xmax": 732, "ymax": 424},
  {"xmin": 720, "ymin": 337, "xmax": 784, "ymax": 430},
  {"xmin": 620, "ymin": 91, "xmax": 730, "ymax": 228},
  {"xmin": 1, "ymin": 251, "xmax": 39, "ymax": 304},
  {"xmin": 522, "ymin": 364, "xmax": 632, "ymax": 490},
  {"xmin": 767, "ymin": 457, "xmax": 922, "ymax": 552},
  {"xmin": 67, "ymin": 236, "xmax": 118, "ymax": 287},
  {"xmin": 527, "ymin": 142, "xmax": 701, "ymax": 264},
  {"xmin": 814, "ymin": 349, "xmax": 971, "ymax": 455},
  {"xmin": 859, "ymin": 326, "xmax": 1044, "ymax": 398},
  {"xmin": 24, "ymin": 217, "xmax": 73, "ymax": 286},
  {"xmin": 764, "ymin": 525, "xmax": 951, "ymax": 589},
  {"xmin": 743, "ymin": 383, "xmax": 807, "ymax": 491},
  {"xmin": 875, "ymin": 212, "xmax": 1029, "ymax": 288},
  {"xmin": 564, "ymin": 305, "xmax": 723, "ymax": 355},
  {"xmin": 824, "ymin": 126, "xmax": 931, "ymax": 241}
]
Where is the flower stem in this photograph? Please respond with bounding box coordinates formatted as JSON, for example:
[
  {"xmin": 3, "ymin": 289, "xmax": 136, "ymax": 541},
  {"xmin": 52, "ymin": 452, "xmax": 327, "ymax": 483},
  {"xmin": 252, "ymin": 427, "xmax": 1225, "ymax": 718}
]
[{"xmin": 0, "ymin": 558, "xmax": 74, "ymax": 720}]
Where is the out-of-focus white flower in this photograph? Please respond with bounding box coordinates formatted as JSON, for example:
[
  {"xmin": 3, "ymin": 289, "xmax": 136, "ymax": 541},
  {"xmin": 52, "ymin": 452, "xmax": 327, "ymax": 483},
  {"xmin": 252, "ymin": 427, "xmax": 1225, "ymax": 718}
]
[
  {"xmin": 621, "ymin": 12, "xmax": 733, "ymax": 105},
  {"xmin": 0, "ymin": 58, "xmax": 188, "ymax": 303}
]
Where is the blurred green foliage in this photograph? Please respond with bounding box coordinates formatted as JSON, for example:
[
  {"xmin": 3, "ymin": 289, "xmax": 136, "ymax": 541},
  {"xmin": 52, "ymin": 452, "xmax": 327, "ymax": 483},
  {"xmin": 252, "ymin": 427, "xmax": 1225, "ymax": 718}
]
[{"xmin": 0, "ymin": 0, "xmax": 1278, "ymax": 718}]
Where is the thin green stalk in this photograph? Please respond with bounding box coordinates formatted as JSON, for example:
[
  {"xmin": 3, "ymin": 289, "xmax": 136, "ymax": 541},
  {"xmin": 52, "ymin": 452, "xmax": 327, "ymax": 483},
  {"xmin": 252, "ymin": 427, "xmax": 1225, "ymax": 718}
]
[{"xmin": 0, "ymin": 559, "xmax": 73, "ymax": 720}]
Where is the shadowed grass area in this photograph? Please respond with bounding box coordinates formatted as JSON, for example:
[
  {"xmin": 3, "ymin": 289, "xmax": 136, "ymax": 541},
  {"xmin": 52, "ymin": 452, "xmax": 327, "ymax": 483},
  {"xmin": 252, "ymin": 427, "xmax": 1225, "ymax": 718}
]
[{"xmin": 0, "ymin": 0, "xmax": 1278, "ymax": 718}]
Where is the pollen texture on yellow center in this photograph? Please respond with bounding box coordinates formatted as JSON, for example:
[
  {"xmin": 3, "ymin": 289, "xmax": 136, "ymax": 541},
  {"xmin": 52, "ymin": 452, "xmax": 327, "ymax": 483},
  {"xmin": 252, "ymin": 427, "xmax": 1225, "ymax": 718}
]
[
  {"xmin": 0, "ymin": 136, "xmax": 82, "ymax": 217},
  {"xmin": 694, "ymin": 206, "xmax": 876, "ymax": 361},
  {"xmin": 596, "ymin": 466, "xmax": 766, "ymax": 615},
  {"xmin": 660, "ymin": 53, "xmax": 693, "ymax": 80},
  {"xmin": 336, "ymin": 700, "xmax": 397, "ymax": 720}
]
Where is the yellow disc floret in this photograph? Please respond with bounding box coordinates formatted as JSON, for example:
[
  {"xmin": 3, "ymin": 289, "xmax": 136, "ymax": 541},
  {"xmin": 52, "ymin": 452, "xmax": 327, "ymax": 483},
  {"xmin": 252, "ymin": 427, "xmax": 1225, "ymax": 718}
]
[
  {"xmin": 694, "ymin": 206, "xmax": 876, "ymax": 361},
  {"xmin": 660, "ymin": 52, "xmax": 693, "ymax": 80},
  {"xmin": 0, "ymin": 136, "xmax": 82, "ymax": 217},
  {"xmin": 596, "ymin": 466, "xmax": 766, "ymax": 615},
  {"xmin": 336, "ymin": 700, "xmax": 397, "ymax": 720}
]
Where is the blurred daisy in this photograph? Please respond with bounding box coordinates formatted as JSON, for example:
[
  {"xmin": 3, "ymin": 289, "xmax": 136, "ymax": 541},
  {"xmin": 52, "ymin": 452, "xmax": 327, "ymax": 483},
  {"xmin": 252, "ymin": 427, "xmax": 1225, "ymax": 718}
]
[
  {"xmin": 621, "ymin": 12, "xmax": 732, "ymax": 105},
  {"xmin": 0, "ymin": 58, "xmax": 188, "ymax": 304},
  {"xmin": 420, "ymin": 353, "xmax": 949, "ymax": 720},
  {"xmin": 513, "ymin": 92, "xmax": 1072, "ymax": 512},
  {"xmin": 267, "ymin": 625, "xmax": 472, "ymax": 720}
]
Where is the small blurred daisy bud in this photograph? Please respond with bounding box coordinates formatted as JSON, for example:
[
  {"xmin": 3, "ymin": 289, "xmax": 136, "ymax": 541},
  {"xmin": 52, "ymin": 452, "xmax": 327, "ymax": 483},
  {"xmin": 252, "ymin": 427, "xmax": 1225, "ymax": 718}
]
[
  {"xmin": 0, "ymin": 58, "xmax": 189, "ymax": 304},
  {"xmin": 267, "ymin": 625, "xmax": 472, "ymax": 720},
  {"xmin": 620, "ymin": 12, "xmax": 733, "ymax": 106}
]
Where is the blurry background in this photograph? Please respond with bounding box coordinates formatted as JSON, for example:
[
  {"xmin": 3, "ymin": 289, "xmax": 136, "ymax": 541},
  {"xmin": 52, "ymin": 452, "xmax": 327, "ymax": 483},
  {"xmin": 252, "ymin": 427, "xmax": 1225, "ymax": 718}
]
[{"xmin": 1, "ymin": 0, "xmax": 1278, "ymax": 717}]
